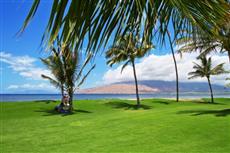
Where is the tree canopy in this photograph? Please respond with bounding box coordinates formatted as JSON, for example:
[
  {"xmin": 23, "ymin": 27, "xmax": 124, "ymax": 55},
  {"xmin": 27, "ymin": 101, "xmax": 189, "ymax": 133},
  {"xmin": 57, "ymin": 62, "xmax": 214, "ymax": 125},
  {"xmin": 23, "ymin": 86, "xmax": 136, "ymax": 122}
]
[{"xmin": 21, "ymin": 0, "xmax": 229, "ymax": 53}]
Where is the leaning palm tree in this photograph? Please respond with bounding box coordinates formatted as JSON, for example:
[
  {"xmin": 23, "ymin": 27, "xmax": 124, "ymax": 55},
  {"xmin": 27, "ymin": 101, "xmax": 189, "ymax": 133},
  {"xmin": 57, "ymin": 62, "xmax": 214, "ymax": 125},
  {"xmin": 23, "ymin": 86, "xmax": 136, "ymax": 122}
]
[
  {"xmin": 20, "ymin": 1, "xmax": 228, "ymax": 53},
  {"xmin": 188, "ymin": 56, "xmax": 227, "ymax": 103},
  {"xmin": 106, "ymin": 33, "xmax": 154, "ymax": 107},
  {"xmin": 167, "ymin": 30, "xmax": 179, "ymax": 102}
]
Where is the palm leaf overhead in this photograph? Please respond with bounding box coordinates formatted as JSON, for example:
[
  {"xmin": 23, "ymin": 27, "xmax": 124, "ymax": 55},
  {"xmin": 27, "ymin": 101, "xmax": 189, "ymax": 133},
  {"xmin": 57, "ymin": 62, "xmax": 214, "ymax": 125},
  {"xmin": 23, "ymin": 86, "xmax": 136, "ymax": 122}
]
[
  {"xmin": 18, "ymin": 0, "xmax": 40, "ymax": 35},
  {"xmin": 177, "ymin": 26, "xmax": 230, "ymax": 61},
  {"xmin": 21, "ymin": 0, "xmax": 229, "ymax": 53},
  {"xmin": 177, "ymin": 2, "xmax": 230, "ymax": 62}
]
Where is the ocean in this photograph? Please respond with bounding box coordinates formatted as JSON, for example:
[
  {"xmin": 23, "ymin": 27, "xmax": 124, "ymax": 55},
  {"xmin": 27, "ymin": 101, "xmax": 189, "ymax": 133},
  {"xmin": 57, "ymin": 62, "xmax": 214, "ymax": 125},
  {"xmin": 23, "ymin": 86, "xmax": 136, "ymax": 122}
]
[{"xmin": 1, "ymin": 92, "xmax": 230, "ymax": 102}]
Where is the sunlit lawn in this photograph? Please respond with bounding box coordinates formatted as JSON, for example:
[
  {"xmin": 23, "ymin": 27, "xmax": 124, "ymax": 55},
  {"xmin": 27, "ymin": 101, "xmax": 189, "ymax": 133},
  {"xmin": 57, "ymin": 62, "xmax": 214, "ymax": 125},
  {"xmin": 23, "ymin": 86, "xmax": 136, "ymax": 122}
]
[{"xmin": 1, "ymin": 98, "xmax": 230, "ymax": 153}]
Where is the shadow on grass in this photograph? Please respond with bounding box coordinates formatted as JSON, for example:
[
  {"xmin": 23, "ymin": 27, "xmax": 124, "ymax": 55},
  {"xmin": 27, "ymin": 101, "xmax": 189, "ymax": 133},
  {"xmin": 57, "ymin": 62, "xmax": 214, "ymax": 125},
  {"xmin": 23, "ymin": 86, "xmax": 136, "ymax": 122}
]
[
  {"xmin": 150, "ymin": 99, "xmax": 178, "ymax": 105},
  {"xmin": 105, "ymin": 101, "xmax": 151, "ymax": 110},
  {"xmin": 35, "ymin": 108, "xmax": 92, "ymax": 116},
  {"xmin": 192, "ymin": 101, "xmax": 225, "ymax": 105},
  {"xmin": 34, "ymin": 100, "xmax": 57, "ymax": 104},
  {"xmin": 153, "ymin": 101, "xmax": 171, "ymax": 105},
  {"xmin": 177, "ymin": 108, "xmax": 230, "ymax": 117}
]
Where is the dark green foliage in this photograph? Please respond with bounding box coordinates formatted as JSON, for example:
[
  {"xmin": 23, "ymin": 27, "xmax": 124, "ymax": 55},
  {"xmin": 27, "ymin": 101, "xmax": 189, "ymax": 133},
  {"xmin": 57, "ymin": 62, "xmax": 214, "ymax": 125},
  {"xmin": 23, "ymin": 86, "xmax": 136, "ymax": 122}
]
[
  {"xmin": 21, "ymin": 0, "xmax": 229, "ymax": 53},
  {"xmin": 177, "ymin": 6, "xmax": 230, "ymax": 62}
]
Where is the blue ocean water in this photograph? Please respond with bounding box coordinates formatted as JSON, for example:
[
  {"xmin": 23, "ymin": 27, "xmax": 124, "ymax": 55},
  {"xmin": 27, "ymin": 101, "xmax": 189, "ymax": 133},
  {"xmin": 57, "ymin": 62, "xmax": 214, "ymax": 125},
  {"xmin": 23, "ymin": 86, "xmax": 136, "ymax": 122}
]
[{"xmin": 0, "ymin": 92, "xmax": 229, "ymax": 102}]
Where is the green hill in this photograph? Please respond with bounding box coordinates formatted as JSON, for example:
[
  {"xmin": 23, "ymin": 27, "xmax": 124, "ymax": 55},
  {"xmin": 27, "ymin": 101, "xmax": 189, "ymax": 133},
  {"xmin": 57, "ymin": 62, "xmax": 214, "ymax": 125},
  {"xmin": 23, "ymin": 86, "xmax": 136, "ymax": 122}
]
[{"xmin": 1, "ymin": 98, "xmax": 230, "ymax": 153}]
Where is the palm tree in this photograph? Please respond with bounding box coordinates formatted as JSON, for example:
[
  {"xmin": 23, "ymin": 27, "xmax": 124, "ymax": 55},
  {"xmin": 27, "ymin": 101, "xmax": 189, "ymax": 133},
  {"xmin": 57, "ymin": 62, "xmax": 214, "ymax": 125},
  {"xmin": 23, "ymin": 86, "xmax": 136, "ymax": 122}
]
[
  {"xmin": 20, "ymin": 1, "xmax": 228, "ymax": 53},
  {"xmin": 106, "ymin": 33, "xmax": 154, "ymax": 107},
  {"xmin": 61, "ymin": 46, "xmax": 96, "ymax": 107},
  {"xmin": 41, "ymin": 44, "xmax": 95, "ymax": 110},
  {"xmin": 167, "ymin": 30, "xmax": 179, "ymax": 102},
  {"xmin": 188, "ymin": 56, "xmax": 227, "ymax": 103}
]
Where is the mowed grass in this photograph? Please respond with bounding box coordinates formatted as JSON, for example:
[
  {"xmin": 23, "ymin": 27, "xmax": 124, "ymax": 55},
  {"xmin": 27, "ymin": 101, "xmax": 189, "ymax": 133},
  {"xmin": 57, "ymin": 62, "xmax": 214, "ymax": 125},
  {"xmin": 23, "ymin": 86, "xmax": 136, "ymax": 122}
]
[{"xmin": 1, "ymin": 98, "xmax": 230, "ymax": 153}]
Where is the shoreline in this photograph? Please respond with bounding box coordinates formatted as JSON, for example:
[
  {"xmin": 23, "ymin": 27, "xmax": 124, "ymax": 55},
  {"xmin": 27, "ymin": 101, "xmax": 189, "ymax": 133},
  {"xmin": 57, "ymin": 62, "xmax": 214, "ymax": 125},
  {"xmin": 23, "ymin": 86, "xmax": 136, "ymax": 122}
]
[{"xmin": 1, "ymin": 97, "xmax": 229, "ymax": 102}]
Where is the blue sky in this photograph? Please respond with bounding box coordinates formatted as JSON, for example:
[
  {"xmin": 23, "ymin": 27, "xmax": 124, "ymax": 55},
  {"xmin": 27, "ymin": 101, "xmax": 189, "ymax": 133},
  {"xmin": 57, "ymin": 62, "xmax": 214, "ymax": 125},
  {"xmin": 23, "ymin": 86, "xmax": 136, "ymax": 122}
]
[
  {"xmin": 0, "ymin": 1, "xmax": 108, "ymax": 93},
  {"xmin": 1, "ymin": 1, "xmax": 229, "ymax": 94}
]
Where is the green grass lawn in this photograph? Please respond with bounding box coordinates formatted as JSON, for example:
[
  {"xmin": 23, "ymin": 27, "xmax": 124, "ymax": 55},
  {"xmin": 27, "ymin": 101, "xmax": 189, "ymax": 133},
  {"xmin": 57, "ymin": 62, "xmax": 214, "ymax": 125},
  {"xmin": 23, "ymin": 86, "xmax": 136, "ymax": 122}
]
[{"xmin": 1, "ymin": 98, "xmax": 230, "ymax": 153}]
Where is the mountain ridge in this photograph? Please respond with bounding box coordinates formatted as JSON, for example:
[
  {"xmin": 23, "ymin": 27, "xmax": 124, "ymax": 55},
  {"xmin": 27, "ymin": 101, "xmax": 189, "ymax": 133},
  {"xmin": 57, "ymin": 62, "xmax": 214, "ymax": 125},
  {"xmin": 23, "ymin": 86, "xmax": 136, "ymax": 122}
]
[{"xmin": 78, "ymin": 80, "xmax": 229, "ymax": 94}]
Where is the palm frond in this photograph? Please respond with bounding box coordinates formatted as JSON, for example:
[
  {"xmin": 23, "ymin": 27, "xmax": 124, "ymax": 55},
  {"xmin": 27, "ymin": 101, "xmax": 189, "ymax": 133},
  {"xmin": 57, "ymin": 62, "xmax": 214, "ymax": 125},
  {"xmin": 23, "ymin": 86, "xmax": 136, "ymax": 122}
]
[
  {"xmin": 41, "ymin": 74, "xmax": 61, "ymax": 89},
  {"xmin": 188, "ymin": 74, "xmax": 202, "ymax": 80},
  {"xmin": 18, "ymin": 0, "xmax": 40, "ymax": 35},
  {"xmin": 210, "ymin": 63, "xmax": 228, "ymax": 75},
  {"xmin": 75, "ymin": 53, "xmax": 93, "ymax": 82},
  {"xmin": 188, "ymin": 55, "xmax": 228, "ymax": 80},
  {"xmin": 77, "ymin": 64, "xmax": 96, "ymax": 87},
  {"xmin": 121, "ymin": 60, "xmax": 131, "ymax": 73},
  {"xmin": 21, "ymin": 0, "xmax": 228, "ymax": 54}
]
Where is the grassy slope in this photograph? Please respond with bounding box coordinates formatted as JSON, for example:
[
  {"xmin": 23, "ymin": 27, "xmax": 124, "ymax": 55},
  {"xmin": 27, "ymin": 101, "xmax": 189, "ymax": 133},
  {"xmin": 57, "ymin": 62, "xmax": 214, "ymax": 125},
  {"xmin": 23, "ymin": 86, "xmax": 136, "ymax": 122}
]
[{"xmin": 1, "ymin": 98, "xmax": 230, "ymax": 153}]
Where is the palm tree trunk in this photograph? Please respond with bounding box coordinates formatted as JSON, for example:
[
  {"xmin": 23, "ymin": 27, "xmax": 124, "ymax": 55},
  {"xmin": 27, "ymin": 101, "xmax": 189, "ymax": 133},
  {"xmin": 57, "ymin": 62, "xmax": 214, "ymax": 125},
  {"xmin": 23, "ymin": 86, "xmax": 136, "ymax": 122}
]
[
  {"xmin": 68, "ymin": 87, "xmax": 74, "ymax": 111},
  {"xmin": 167, "ymin": 30, "xmax": 179, "ymax": 102},
  {"xmin": 69, "ymin": 95, "xmax": 73, "ymax": 110},
  {"xmin": 207, "ymin": 77, "xmax": 214, "ymax": 103},
  {"xmin": 131, "ymin": 60, "xmax": 140, "ymax": 107},
  {"xmin": 61, "ymin": 85, "xmax": 64, "ymax": 97}
]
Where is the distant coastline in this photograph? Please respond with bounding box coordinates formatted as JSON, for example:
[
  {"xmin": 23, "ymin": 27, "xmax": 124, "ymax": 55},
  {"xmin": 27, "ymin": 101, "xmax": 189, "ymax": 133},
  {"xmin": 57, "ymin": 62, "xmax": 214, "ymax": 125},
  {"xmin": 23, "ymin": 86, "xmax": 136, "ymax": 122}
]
[
  {"xmin": 78, "ymin": 80, "xmax": 230, "ymax": 94},
  {"xmin": 1, "ymin": 92, "xmax": 230, "ymax": 102}
]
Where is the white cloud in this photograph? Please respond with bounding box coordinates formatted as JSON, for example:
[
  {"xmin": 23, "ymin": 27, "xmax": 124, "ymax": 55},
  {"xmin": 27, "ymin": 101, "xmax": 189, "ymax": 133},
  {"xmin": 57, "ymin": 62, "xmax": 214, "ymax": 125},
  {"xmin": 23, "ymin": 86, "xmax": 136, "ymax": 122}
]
[
  {"xmin": 7, "ymin": 85, "xmax": 18, "ymax": 89},
  {"xmin": 7, "ymin": 83, "xmax": 57, "ymax": 91},
  {"xmin": 0, "ymin": 52, "xmax": 51, "ymax": 80},
  {"xmin": 103, "ymin": 53, "xmax": 230, "ymax": 85}
]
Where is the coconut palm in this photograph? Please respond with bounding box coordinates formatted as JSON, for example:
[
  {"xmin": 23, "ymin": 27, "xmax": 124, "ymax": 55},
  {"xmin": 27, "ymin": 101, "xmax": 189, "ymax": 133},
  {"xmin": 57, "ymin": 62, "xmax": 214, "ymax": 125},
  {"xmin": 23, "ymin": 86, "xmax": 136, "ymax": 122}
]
[
  {"xmin": 61, "ymin": 47, "xmax": 96, "ymax": 107},
  {"xmin": 106, "ymin": 33, "xmax": 154, "ymax": 107},
  {"xmin": 20, "ymin": 0, "xmax": 228, "ymax": 53},
  {"xmin": 41, "ymin": 44, "xmax": 95, "ymax": 110},
  {"xmin": 188, "ymin": 56, "xmax": 227, "ymax": 103}
]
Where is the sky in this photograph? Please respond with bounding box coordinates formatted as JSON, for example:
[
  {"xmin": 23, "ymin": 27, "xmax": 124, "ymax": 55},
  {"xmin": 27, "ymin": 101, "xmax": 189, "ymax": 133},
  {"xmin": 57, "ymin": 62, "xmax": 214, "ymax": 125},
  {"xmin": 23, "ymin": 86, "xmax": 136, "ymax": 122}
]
[{"xmin": 0, "ymin": 1, "xmax": 229, "ymax": 94}]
